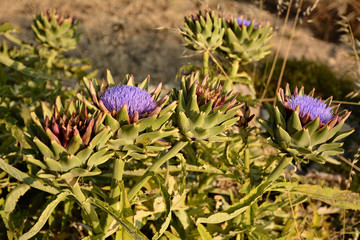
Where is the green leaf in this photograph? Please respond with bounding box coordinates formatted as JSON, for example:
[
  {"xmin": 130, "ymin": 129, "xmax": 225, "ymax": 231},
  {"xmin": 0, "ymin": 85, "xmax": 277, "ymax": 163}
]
[
  {"xmin": 19, "ymin": 191, "xmax": 69, "ymax": 240},
  {"xmin": 0, "ymin": 23, "xmax": 15, "ymax": 33},
  {"xmin": 58, "ymin": 155, "xmax": 83, "ymax": 172},
  {"xmin": 286, "ymin": 111, "xmax": 302, "ymax": 134},
  {"xmin": 330, "ymin": 128, "xmax": 354, "ymax": 142},
  {"xmin": 87, "ymin": 148, "xmax": 114, "ymax": 168},
  {"xmin": 0, "ymin": 53, "xmax": 55, "ymax": 80},
  {"xmin": 197, "ymin": 223, "xmax": 212, "ymax": 240},
  {"xmin": 34, "ymin": 137, "xmax": 54, "ymax": 158},
  {"xmin": 304, "ymin": 117, "xmax": 320, "ymax": 135},
  {"xmin": 270, "ymin": 182, "xmax": 360, "ymax": 210},
  {"xmin": 291, "ymin": 129, "xmax": 311, "ymax": 148},
  {"xmin": 90, "ymin": 197, "xmax": 149, "ymax": 240},
  {"xmin": 275, "ymin": 126, "xmax": 291, "ymax": 146},
  {"xmin": 311, "ymin": 126, "xmax": 329, "ymax": 146},
  {"xmin": 4, "ymin": 184, "xmax": 30, "ymax": 223}
]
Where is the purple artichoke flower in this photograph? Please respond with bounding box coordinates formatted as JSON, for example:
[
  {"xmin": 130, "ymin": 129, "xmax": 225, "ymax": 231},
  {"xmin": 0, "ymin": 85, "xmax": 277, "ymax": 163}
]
[
  {"xmin": 287, "ymin": 95, "xmax": 334, "ymax": 124},
  {"xmin": 235, "ymin": 18, "xmax": 253, "ymax": 27},
  {"xmin": 100, "ymin": 86, "xmax": 157, "ymax": 118},
  {"xmin": 278, "ymin": 85, "xmax": 351, "ymax": 129}
]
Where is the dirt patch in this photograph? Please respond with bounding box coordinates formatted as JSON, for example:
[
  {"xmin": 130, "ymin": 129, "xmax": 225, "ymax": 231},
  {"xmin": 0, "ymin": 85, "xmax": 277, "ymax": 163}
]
[{"xmin": 0, "ymin": 0, "xmax": 356, "ymax": 87}]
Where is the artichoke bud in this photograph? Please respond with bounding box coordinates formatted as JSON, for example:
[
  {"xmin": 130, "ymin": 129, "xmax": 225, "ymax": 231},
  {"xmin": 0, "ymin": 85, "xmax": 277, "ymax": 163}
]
[
  {"xmin": 218, "ymin": 16, "xmax": 273, "ymax": 64},
  {"xmin": 237, "ymin": 103, "xmax": 255, "ymax": 128},
  {"xmin": 182, "ymin": 9, "xmax": 225, "ymax": 52},
  {"xmin": 173, "ymin": 72, "xmax": 243, "ymax": 140},
  {"xmin": 259, "ymin": 84, "xmax": 353, "ymax": 164},
  {"xmin": 25, "ymin": 96, "xmax": 114, "ymax": 179},
  {"xmin": 81, "ymin": 70, "xmax": 177, "ymax": 160},
  {"xmin": 31, "ymin": 9, "xmax": 79, "ymax": 51}
]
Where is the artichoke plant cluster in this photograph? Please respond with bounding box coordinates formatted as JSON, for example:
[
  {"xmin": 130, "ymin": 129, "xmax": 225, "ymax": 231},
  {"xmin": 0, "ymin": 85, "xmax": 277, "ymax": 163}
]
[
  {"xmin": 173, "ymin": 72, "xmax": 243, "ymax": 140},
  {"xmin": 1, "ymin": 6, "xmax": 359, "ymax": 240},
  {"xmin": 220, "ymin": 16, "xmax": 273, "ymax": 65},
  {"xmin": 182, "ymin": 10, "xmax": 273, "ymax": 64},
  {"xmin": 259, "ymin": 84, "xmax": 353, "ymax": 163},
  {"xmin": 25, "ymin": 96, "xmax": 113, "ymax": 179},
  {"xmin": 32, "ymin": 9, "xmax": 79, "ymax": 51},
  {"xmin": 182, "ymin": 9, "xmax": 225, "ymax": 53},
  {"xmin": 80, "ymin": 70, "xmax": 178, "ymax": 160}
]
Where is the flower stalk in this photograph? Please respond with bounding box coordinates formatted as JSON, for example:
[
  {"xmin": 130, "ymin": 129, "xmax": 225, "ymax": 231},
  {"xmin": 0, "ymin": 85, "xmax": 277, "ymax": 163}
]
[
  {"xmin": 67, "ymin": 179, "xmax": 102, "ymax": 234},
  {"xmin": 127, "ymin": 141, "xmax": 187, "ymax": 201},
  {"xmin": 202, "ymin": 51, "xmax": 209, "ymax": 76}
]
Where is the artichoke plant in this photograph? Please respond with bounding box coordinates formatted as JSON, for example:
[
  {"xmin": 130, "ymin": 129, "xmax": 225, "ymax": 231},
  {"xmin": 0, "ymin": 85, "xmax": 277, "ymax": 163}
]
[
  {"xmin": 259, "ymin": 85, "xmax": 353, "ymax": 163},
  {"xmin": 182, "ymin": 9, "xmax": 225, "ymax": 53},
  {"xmin": 219, "ymin": 16, "xmax": 272, "ymax": 65},
  {"xmin": 173, "ymin": 72, "xmax": 243, "ymax": 140},
  {"xmin": 25, "ymin": 96, "xmax": 114, "ymax": 179},
  {"xmin": 80, "ymin": 70, "xmax": 177, "ymax": 160},
  {"xmin": 31, "ymin": 9, "xmax": 79, "ymax": 51}
]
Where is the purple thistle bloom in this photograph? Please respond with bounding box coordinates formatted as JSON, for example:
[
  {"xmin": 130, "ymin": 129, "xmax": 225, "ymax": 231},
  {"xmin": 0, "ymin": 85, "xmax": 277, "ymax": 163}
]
[
  {"xmin": 288, "ymin": 95, "xmax": 334, "ymax": 124},
  {"xmin": 100, "ymin": 86, "xmax": 157, "ymax": 117},
  {"xmin": 236, "ymin": 18, "xmax": 257, "ymax": 27}
]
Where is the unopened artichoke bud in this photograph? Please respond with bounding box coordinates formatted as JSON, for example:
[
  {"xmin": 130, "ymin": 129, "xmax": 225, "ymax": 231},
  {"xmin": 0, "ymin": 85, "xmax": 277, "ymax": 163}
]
[
  {"xmin": 81, "ymin": 70, "xmax": 177, "ymax": 160},
  {"xmin": 182, "ymin": 9, "xmax": 225, "ymax": 52},
  {"xmin": 24, "ymin": 96, "xmax": 114, "ymax": 179},
  {"xmin": 173, "ymin": 72, "xmax": 243, "ymax": 140},
  {"xmin": 218, "ymin": 16, "xmax": 272, "ymax": 64},
  {"xmin": 259, "ymin": 84, "xmax": 353, "ymax": 164},
  {"xmin": 237, "ymin": 103, "xmax": 255, "ymax": 128},
  {"xmin": 31, "ymin": 9, "xmax": 79, "ymax": 51}
]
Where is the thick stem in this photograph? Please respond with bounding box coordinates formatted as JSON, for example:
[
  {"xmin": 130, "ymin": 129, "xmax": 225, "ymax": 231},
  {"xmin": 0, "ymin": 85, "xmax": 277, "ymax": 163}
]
[
  {"xmin": 69, "ymin": 180, "xmax": 101, "ymax": 234},
  {"xmin": 127, "ymin": 141, "xmax": 187, "ymax": 201},
  {"xmin": 229, "ymin": 59, "xmax": 240, "ymax": 77},
  {"xmin": 101, "ymin": 158, "xmax": 125, "ymax": 235},
  {"xmin": 202, "ymin": 51, "xmax": 209, "ymax": 76},
  {"xmin": 244, "ymin": 147, "xmax": 250, "ymax": 175}
]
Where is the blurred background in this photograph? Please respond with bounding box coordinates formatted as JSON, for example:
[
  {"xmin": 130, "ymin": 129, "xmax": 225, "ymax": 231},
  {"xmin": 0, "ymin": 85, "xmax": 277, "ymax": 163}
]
[{"xmin": 0, "ymin": 0, "xmax": 359, "ymax": 90}]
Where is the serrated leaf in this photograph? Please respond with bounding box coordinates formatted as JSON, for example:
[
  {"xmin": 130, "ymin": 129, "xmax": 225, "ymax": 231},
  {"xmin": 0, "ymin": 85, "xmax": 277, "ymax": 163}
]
[
  {"xmin": 271, "ymin": 182, "xmax": 360, "ymax": 210},
  {"xmin": 4, "ymin": 184, "xmax": 30, "ymax": 219},
  {"xmin": 19, "ymin": 191, "xmax": 69, "ymax": 240},
  {"xmin": 90, "ymin": 197, "xmax": 149, "ymax": 240}
]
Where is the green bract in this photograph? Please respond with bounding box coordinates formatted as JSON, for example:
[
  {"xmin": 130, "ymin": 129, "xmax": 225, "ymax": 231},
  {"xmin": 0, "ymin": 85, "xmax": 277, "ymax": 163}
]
[
  {"xmin": 259, "ymin": 85, "xmax": 353, "ymax": 164},
  {"xmin": 81, "ymin": 70, "xmax": 177, "ymax": 160},
  {"xmin": 219, "ymin": 17, "xmax": 272, "ymax": 64},
  {"xmin": 173, "ymin": 72, "xmax": 243, "ymax": 140},
  {"xmin": 31, "ymin": 9, "xmax": 79, "ymax": 51},
  {"xmin": 182, "ymin": 10, "xmax": 225, "ymax": 52},
  {"xmin": 24, "ymin": 96, "xmax": 113, "ymax": 179}
]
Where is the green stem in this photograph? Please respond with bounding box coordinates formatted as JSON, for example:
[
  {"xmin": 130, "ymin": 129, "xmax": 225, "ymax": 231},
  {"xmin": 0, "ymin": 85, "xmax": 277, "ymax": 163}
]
[
  {"xmin": 229, "ymin": 59, "xmax": 240, "ymax": 77},
  {"xmin": 101, "ymin": 158, "xmax": 125, "ymax": 234},
  {"xmin": 223, "ymin": 59, "xmax": 239, "ymax": 92},
  {"xmin": 264, "ymin": 155, "xmax": 293, "ymax": 184},
  {"xmin": 202, "ymin": 51, "xmax": 209, "ymax": 76},
  {"xmin": 69, "ymin": 180, "xmax": 102, "ymax": 234},
  {"xmin": 127, "ymin": 141, "xmax": 187, "ymax": 201},
  {"xmin": 244, "ymin": 146, "xmax": 250, "ymax": 175}
]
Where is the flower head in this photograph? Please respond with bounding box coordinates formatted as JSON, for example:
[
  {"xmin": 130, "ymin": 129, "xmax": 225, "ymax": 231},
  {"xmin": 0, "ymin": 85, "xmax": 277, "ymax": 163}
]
[
  {"xmin": 287, "ymin": 95, "xmax": 333, "ymax": 124},
  {"xmin": 100, "ymin": 86, "xmax": 157, "ymax": 118},
  {"xmin": 235, "ymin": 18, "xmax": 257, "ymax": 28},
  {"xmin": 278, "ymin": 85, "xmax": 350, "ymax": 129},
  {"xmin": 258, "ymin": 84, "xmax": 353, "ymax": 164}
]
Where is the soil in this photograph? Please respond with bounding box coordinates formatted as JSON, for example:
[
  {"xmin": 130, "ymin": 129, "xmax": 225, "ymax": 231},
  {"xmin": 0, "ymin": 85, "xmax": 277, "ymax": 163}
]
[{"xmin": 0, "ymin": 0, "xmax": 357, "ymax": 89}]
